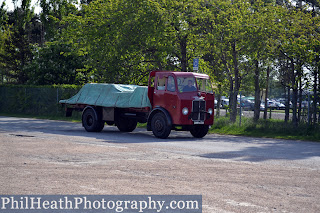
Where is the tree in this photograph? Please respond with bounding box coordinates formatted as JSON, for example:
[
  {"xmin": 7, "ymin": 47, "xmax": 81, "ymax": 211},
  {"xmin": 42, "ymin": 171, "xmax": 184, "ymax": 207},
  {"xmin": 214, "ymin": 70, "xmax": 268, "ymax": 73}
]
[
  {"xmin": 39, "ymin": 0, "xmax": 78, "ymax": 42},
  {"xmin": 246, "ymin": 1, "xmax": 277, "ymax": 122},
  {"xmin": 26, "ymin": 42, "xmax": 86, "ymax": 85},
  {"xmin": 61, "ymin": 0, "xmax": 182, "ymax": 84},
  {"xmin": 276, "ymin": 6, "xmax": 315, "ymax": 126},
  {"xmin": 0, "ymin": 0, "xmax": 34, "ymax": 84},
  {"xmin": 160, "ymin": 0, "xmax": 203, "ymax": 72},
  {"xmin": 308, "ymin": 14, "xmax": 320, "ymax": 124},
  {"xmin": 0, "ymin": 2, "xmax": 8, "ymax": 83},
  {"xmin": 60, "ymin": 0, "xmax": 215, "ymax": 84},
  {"xmin": 200, "ymin": 0, "xmax": 253, "ymax": 123}
]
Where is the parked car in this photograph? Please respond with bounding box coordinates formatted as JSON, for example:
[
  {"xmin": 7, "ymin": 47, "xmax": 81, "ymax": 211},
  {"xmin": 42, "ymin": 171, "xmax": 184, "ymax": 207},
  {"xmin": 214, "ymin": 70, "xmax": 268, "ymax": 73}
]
[
  {"xmin": 267, "ymin": 101, "xmax": 277, "ymax": 109},
  {"xmin": 221, "ymin": 99, "xmax": 229, "ymax": 109},
  {"xmin": 275, "ymin": 102, "xmax": 285, "ymax": 110},
  {"xmin": 240, "ymin": 99, "xmax": 254, "ymax": 111}
]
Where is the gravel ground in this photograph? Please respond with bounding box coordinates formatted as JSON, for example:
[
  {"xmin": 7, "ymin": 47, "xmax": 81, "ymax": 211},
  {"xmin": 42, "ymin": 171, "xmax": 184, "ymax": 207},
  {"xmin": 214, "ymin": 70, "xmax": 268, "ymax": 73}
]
[{"xmin": 0, "ymin": 116, "xmax": 319, "ymax": 213}]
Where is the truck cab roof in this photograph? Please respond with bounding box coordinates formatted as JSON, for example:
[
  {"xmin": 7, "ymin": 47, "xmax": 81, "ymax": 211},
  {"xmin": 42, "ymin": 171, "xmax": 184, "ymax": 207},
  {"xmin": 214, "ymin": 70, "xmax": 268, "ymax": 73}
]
[{"xmin": 149, "ymin": 70, "xmax": 210, "ymax": 79}]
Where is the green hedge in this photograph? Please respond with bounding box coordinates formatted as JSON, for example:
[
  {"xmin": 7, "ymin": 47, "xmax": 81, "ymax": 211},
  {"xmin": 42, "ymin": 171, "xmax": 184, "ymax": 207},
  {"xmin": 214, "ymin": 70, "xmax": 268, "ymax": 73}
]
[{"xmin": 0, "ymin": 85, "xmax": 81, "ymax": 117}]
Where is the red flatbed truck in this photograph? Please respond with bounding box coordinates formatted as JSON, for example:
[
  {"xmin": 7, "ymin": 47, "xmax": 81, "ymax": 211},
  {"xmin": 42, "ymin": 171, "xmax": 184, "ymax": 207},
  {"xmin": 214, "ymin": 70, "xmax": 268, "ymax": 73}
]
[{"xmin": 60, "ymin": 70, "xmax": 214, "ymax": 139}]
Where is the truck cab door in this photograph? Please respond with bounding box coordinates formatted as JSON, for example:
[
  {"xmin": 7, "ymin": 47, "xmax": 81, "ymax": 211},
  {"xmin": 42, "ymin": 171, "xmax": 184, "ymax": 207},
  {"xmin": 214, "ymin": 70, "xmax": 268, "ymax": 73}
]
[
  {"xmin": 153, "ymin": 74, "xmax": 178, "ymax": 124},
  {"xmin": 153, "ymin": 75, "xmax": 166, "ymax": 108},
  {"xmin": 165, "ymin": 75, "xmax": 178, "ymax": 123}
]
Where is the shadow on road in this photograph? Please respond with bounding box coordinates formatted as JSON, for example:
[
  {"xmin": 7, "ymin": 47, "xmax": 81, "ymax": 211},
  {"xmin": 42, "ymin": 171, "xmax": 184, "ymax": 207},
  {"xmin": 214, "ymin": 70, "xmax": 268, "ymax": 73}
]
[
  {"xmin": 0, "ymin": 116, "xmax": 203, "ymax": 143},
  {"xmin": 198, "ymin": 135, "xmax": 320, "ymax": 162}
]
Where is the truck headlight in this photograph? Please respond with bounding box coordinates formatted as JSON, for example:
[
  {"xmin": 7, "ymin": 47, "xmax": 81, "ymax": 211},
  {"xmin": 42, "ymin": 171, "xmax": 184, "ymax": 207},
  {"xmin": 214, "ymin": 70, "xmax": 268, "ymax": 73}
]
[
  {"xmin": 182, "ymin": 107, "xmax": 189, "ymax": 115},
  {"xmin": 208, "ymin": 108, "xmax": 213, "ymax": 115}
]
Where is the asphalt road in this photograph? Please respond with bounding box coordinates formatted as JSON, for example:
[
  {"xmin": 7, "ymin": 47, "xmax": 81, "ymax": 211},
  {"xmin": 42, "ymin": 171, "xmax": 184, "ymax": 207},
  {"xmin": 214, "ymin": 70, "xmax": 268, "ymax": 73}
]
[{"xmin": 0, "ymin": 116, "xmax": 319, "ymax": 212}]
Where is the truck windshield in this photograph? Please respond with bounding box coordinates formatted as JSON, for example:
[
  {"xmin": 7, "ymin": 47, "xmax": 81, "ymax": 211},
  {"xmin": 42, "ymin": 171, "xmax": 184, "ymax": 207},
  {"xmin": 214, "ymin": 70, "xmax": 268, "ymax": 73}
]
[
  {"xmin": 177, "ymin": 77, "xmax": 213, "ymax": 93},
  {"xmin": 196, "ymin": 78, "xmax": 213, "ymax": 93}
]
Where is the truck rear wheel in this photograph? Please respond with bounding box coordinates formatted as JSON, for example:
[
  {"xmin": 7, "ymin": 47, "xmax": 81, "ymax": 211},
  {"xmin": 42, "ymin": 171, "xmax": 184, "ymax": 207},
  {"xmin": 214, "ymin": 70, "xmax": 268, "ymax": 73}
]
[
  {"xmin": 115, "ymin": 117, "xmax": 137, "ymax": 132},
  {"xmin": 190, "ymin": 125, "xmax": 209, "ymax": 138},
  {"xmin": 151, "ymin": 112, "xmax": 171, "ymax": 139},
  {"xmin": 82, "ymin": 108, "xmax": 104, "ymax": 132}
]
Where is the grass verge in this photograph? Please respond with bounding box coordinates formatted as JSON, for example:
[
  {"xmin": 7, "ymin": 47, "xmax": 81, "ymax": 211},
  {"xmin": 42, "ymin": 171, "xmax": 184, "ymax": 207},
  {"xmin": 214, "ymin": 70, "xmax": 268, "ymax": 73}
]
[{"xmin": 210, "ymin": 116, "xmax": 320, "ymax": 142}]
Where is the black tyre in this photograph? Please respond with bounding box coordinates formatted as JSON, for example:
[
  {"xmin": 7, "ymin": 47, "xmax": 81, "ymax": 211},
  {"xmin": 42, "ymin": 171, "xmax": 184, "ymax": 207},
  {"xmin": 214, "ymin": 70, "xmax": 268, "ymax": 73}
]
[
  {"xmin": 115, "ymin": 117, "xmax": 137, "ymax": 132},
  {"xmin": 151, "ymin": 112, "xmax": 171, "ymax": 139},
  {"xmin": 190, "ymin": 125, "xmax": 209, "ymax": 138},
  {"xmin": 95, "ymin": 120, "xmax": 105, "ymax": 132},
  {"xmin": 82, "ymin": 108, "xmax": 104, "ymax": 132}
]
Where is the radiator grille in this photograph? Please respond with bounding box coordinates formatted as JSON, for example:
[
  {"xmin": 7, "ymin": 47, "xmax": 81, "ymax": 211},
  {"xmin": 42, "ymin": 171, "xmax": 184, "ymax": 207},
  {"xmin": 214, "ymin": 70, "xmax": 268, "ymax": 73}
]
[{"xmin": 192, "ymin": 100, "xmax": 206, "ymax": 122}]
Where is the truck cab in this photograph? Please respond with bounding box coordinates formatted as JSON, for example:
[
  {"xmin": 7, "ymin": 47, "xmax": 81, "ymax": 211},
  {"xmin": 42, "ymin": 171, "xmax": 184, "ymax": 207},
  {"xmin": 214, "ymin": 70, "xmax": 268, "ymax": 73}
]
[{"xmin": 147, "ymin": 71, "xmax": 214, "ymax": 138}]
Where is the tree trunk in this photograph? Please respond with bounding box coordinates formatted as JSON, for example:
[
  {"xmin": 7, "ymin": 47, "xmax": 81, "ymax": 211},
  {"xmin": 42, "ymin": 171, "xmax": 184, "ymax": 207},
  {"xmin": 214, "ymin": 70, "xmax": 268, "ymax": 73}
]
[
  {"xmin": 216, "ymin": 85, "xmax": 222, "ymax": 118},
  {"xmin": 291, "ymin": 60, "xmax": 298, "ymax": 127},
  {"xmin": 229, "ymin": 90, "xmax": 238, "ymax": 123},
  {"xmin": 285, "ymin": 86, "xmax": 290, "ymax": 123},
  {"xmin": 264, "ymin": 67, "xmax": 270, "ymax": 120},
  {"xmin": 313, "ymin": 69, "xmax": 318, "ymax": 124},
  {"xmin": 298, "ymin": 75, "xmax": 302, "ymax": 123},
  {"xmin": 180, "ymin": 35, "xmax": 188, "ymax": 72},
  {"xmin": 292, "ymin": 89, "xmax": 298, "ymax": 126},
  {"xmin": 229, "ymin": 77, "xmax": 235, "ymax": 122},
  {"xmin": 253, "ymin": 60, "xmax": 261, "ymax": 122},
  {"xmin": 230, "ymin": 40, "xmax": 239, "ymax": 123}
]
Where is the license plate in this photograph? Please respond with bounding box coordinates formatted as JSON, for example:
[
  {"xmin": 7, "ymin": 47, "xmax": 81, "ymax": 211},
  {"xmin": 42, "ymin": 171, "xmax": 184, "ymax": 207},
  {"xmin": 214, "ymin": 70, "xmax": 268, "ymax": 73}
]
[{"xmin": 194, "ymin": 121, "xmax": 204, "ymax": 124}]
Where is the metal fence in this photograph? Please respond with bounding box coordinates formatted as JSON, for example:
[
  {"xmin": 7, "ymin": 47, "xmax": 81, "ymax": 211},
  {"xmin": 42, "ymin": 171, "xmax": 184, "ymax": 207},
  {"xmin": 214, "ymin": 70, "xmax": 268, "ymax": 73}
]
[
  {"xmin": 0, "ymin": 85, "xmax": 80, "ymax": 117},
  {"xmin": 215, "ymin": 93, "xmax": 320, "ymax": 124}
]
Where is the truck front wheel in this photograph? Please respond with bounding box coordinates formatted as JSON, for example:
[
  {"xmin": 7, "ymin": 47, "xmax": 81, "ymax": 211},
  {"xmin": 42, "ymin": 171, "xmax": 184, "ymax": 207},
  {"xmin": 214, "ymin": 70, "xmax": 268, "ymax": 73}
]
[
  {"xmin": 115, "ymin": 117, "xmax": 137, "ymax": 132},
  {"xmin": 151, "ymin": 112, "xmax": 171, "ymax": 139},
  {"xmin": 82, "ymin": 108, "xmax": 104, "ymax": 132},
  {"xmin": 190, "ymin": 125, "xmax": 209, "ymax": 138}
]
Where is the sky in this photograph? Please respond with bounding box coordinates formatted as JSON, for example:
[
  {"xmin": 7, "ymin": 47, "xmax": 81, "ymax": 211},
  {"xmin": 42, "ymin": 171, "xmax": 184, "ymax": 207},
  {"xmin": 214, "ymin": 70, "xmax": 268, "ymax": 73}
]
[{"xmin": 1, "ymin": 0, "xmax": 42, "ymax": 14}]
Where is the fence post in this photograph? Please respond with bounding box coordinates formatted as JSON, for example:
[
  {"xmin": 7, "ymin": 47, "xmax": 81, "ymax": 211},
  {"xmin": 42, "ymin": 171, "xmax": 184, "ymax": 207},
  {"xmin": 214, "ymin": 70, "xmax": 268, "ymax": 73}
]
[
  {"xmin": 269, "ymin": 107, "xmax": 272, "ymax": 119},
  {"xmin": 57, "ymin": 88, "xmax": 60, "ymax": 114},
  {"xmin": 57, "ymin": 88, "xmax": 59, "ymax": 103}
]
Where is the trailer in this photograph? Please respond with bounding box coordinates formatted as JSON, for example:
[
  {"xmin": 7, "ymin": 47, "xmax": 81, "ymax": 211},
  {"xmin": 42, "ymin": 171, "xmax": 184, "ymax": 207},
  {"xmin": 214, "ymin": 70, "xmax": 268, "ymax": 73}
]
[{"xmin": 60, "ymin": 70, "xmax": 214, "ymax": 139}]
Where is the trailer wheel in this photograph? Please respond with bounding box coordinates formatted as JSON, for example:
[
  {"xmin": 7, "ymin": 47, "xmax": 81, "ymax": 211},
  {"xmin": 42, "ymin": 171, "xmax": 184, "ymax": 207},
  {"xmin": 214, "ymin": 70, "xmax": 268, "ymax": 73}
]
[
  {"xmin": 151, "ymin": 112, "xmax": 171, "ymax": 139},
  {"xmin": 190, "ymin": 125, "xmax": 209, "ymax": 138},
  {"xmin": 115, "ymin": 117, "xmax": 137, "ymax": 132},
  {"xmin": 82, "ymin": 108, "xmax": 104, "ymax": 132}
]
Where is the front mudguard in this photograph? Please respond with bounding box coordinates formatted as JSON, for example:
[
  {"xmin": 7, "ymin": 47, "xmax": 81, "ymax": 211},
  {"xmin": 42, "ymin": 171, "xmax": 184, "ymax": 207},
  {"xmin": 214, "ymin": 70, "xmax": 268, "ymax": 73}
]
[{"xmin": 147, "ymin": 107, "xmax": 172, "ymax": 131}]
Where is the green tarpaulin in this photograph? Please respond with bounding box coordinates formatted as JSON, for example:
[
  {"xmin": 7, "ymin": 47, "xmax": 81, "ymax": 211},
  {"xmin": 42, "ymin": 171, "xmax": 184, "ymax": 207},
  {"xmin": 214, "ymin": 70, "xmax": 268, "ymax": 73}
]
[{"xmin": 59, "ymin": 83, "xmax": 152, "ymax": 108}]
